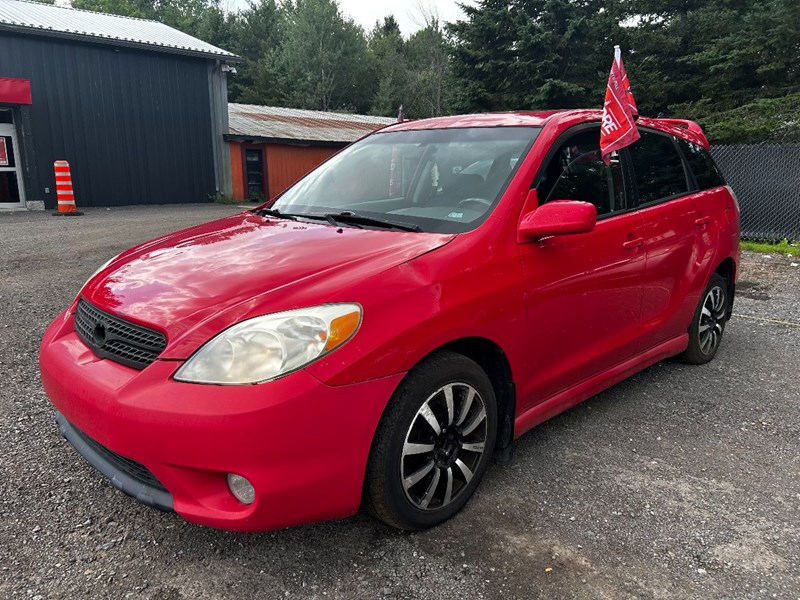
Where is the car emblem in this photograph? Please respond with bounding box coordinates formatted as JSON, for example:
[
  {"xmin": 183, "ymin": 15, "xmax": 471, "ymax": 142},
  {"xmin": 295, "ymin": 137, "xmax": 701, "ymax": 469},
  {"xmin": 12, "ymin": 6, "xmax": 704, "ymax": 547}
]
[{"xmin": 92, "ymin": 321, "xmax": 107, "ymax": 346}]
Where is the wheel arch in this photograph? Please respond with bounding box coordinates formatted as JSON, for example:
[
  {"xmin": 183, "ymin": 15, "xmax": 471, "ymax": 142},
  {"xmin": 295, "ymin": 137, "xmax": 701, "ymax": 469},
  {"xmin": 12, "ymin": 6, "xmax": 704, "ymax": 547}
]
[
  {"xmin": 714, "ymin": 257, "xmax": 737, "ymax": 318},
  {"xmin": 437, "ymin": 337, "xmax": 516, "ymax": 453}
]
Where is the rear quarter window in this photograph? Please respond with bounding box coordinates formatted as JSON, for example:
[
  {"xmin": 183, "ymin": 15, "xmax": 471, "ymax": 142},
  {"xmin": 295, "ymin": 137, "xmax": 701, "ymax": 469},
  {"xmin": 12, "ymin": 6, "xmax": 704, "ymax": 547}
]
[{"xmin": 676, "ymin": 138, "xmax": 727, "ymax": 190}]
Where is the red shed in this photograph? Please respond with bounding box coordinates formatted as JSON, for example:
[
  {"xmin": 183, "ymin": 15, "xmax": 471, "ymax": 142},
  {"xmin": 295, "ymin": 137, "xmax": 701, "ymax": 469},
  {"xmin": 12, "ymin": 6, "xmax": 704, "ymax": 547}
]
[{"xmin": 226, "ymin": 104, "xmax": 395, "ymax": 202}]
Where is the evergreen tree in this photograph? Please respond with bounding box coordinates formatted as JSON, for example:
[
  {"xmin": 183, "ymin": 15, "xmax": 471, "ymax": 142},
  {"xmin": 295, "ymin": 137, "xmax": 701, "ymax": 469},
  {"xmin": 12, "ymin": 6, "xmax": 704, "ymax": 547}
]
[{"xmin": 449, "ymin": 0, "xmax": 624, "ymax": 112}]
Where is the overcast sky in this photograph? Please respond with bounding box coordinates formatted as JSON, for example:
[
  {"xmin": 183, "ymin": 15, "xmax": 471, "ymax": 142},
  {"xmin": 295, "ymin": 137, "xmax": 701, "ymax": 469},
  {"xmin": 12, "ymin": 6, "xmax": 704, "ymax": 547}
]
[{"xmin": 336, "ymin": 0, "xmax": 469, "ymax": 36}]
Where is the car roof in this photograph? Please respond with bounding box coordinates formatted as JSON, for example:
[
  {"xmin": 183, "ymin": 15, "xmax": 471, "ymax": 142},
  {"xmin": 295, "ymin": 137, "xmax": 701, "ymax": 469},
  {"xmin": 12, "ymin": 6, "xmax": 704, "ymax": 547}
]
[{"xmin": 379, "ymin": 109, "xmax": 710, "ymax": 149}]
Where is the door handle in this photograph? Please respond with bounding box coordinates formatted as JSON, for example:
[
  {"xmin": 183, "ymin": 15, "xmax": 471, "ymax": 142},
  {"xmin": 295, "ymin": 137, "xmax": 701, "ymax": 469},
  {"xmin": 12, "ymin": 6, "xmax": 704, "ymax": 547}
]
[
  {"xmin": 622, "ymin": 237, "xmax": 645, "ymax": 249},
  {"xmin": 695, "ymin": 215, "xmax": 711, "ymax": 226}
]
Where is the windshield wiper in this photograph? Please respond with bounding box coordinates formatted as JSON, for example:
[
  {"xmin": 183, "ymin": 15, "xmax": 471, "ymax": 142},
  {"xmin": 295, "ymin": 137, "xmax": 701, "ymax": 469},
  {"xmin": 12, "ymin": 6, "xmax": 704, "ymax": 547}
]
[
  {"xmin": 324, "ymin": 211, "xmax": 422, "ymax": 232},
  {"xmin": 257, "ymin": 211, "xmax": 364, "ymax": 228},
  {"xmin": 253, "ymin": 208, "xmax": 300, "ymax": 221},
  {"xmin": 255, "ymin": 208, "xmax": 421, "ymax": 232}
]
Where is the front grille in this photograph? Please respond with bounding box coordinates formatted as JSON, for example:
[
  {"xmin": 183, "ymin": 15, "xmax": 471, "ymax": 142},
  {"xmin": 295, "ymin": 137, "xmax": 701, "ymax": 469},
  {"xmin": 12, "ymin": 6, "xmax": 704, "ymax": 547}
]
[
  {"xmin": 74, "ymin": 299, "xmax": 167, "ymax": 369},
  {"xmin": 70, "ymin": 423, "xmax": 168, "ymax": 494}
]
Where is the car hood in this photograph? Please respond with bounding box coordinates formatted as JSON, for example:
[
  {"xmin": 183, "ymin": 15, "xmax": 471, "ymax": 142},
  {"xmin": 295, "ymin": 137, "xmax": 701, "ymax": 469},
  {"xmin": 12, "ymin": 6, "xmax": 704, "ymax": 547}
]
[{"xmin": 81, "ymin": 212, "xmax": 453, "ymax": 357}]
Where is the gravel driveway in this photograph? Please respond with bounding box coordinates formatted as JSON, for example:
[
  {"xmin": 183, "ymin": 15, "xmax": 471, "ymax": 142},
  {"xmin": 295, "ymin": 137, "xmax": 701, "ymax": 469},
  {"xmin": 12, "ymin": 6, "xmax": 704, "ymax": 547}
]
[{"xmin": 1, "ymin": 205, "xmax": 798, "ymax": 599}]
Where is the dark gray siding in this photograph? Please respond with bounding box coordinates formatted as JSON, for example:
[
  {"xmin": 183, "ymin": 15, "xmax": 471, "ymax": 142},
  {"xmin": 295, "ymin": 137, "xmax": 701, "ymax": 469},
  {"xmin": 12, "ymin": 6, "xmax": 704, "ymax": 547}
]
[{"xmin": 0, "ymin": 32, "xmax": 217, "ymax": 208}]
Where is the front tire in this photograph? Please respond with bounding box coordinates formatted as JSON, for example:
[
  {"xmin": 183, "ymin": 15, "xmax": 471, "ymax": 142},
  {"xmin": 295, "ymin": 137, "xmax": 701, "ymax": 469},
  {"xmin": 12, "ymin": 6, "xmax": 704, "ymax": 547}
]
[
  {"xmin": 681, "ymin": 273, "xmax": 729, "ymax": 365},
  {"xmin": 364, "ymin": 351, "xmax": 497, "ymax": 530}
]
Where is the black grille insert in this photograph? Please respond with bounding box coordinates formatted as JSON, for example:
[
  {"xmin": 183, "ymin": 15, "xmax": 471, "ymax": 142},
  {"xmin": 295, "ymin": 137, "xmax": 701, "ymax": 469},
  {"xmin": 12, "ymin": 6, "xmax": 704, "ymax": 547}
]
[
  {"xmin": 56, "ymin": 412, "xmax": 173, "ymax": 512},
  {"xmin": 74, "ymin": 299, "xmax": 166, "ymax": 369},
  {"xmin": 71, "ymin": 424, "xmax": 169, "ymax": 494}
]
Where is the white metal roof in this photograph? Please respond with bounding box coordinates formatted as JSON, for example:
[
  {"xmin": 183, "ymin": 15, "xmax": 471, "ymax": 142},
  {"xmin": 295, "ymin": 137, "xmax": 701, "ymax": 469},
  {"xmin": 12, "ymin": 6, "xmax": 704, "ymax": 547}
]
[
  {"xmin": 0, "ymin": 0, "xmax": 239, "ymax": 60},
  {"xmin": 228, "ymin": 104, "xmax": 396, "ymax": 144}
]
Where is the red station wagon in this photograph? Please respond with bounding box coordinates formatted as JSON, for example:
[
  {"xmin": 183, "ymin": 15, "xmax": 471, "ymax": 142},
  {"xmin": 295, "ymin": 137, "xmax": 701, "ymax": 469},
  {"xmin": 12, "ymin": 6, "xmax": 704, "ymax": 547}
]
[{"xmin": 40, "ymin": 110, "xmax": 740, "ymax": 531}]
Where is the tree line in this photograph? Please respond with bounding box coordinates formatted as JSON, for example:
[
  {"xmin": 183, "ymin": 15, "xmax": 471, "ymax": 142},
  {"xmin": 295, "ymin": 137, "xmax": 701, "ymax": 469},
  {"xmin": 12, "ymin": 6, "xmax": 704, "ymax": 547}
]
[{"xmin": 62, "ymin": 0, "xmax": 800, "ymax": 143}]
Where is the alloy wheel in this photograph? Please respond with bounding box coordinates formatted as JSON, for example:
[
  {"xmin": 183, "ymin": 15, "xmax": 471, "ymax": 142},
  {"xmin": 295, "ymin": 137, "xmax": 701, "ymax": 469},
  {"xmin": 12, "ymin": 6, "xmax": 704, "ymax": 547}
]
[
  {"xmin": 699, "ymin": 285, "xmax": 726, "ymax": 355},
  {"xmin": 400, "ymin": 382, "xmax": 488, "ymax": 511}
]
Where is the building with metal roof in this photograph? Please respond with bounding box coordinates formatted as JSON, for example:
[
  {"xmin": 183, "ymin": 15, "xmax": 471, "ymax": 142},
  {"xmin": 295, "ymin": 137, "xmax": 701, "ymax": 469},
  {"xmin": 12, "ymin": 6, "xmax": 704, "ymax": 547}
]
[
  {"xmin": 228, "ymin": 104, "xmax": 395, "ymax": 145},
  {"xmin": 0, "ymin": 0, "xmax": 239, "ymax": 209},
  {"xmin": 0, "ymin": 0, "xmax": 238, "ymax": 60},
  {"xmin": 226, "ymin": 104, "xmax": 394, "ymax": 201}
]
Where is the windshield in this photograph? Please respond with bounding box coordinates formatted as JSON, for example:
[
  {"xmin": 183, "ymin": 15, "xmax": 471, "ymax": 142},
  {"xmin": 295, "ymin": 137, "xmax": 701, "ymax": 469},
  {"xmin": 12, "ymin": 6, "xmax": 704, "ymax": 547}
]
[{"xmin": 271, "ymin": 126, "xmax": 540, "ymax": 233}]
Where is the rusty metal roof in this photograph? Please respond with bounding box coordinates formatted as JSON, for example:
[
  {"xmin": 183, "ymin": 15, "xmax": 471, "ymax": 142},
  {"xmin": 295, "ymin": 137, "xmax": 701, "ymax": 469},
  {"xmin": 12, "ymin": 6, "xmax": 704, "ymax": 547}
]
[
  {"xmin": 227, "ymin": 104, "xmax": 396, "ymax": 144},
  {"xmin": 0, "ymin": 0, "xmax": 239, "ymax": 61}
]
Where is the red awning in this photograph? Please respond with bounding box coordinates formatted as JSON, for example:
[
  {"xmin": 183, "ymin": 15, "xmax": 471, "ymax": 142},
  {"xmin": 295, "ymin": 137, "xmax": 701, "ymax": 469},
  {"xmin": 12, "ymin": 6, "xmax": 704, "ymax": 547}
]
[{"xmin": 0, "ymin": 78, "xmax": 32, "ymax": 104}]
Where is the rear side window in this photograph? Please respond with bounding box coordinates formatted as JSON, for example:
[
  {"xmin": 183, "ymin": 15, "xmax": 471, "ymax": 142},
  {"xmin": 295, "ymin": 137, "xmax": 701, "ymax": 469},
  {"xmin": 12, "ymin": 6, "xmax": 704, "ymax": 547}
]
[
  {"xmin": 676, "ymin": 138, "xmax": 726, "ymax": 190},
  {"xmin": 627, "ymin": 130, "xmax": 689, "ymax": 204}
]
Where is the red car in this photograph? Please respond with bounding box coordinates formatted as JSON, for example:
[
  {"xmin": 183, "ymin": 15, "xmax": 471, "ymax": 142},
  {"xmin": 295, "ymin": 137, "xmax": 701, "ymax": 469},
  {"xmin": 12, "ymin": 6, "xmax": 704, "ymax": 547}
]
[{"xmin": 40, "ymin": 110, "xmax": 740, "ymax": 531}]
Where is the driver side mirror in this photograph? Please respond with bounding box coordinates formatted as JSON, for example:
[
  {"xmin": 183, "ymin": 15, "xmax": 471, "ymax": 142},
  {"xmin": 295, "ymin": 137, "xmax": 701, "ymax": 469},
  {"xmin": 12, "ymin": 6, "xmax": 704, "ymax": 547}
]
[{"xmin": 518, "ymin": 200, "xmax": 597, "ymax": 242}]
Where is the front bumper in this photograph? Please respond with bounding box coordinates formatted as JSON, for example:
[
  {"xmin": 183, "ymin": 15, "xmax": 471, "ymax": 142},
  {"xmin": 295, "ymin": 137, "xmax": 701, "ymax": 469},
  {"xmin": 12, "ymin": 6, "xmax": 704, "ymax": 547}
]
[
  {"xmin": 40, "ymin": 311, "xmax": 404, "ymax": 531},
  {"xmin": 56, "ymin": 412, "xmax": 174, "ymax": 511}
]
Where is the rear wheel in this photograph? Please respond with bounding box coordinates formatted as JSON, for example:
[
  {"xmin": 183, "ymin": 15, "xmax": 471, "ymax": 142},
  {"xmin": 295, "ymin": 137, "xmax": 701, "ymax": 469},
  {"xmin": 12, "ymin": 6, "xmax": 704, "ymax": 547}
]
[
  {"xmin": 364, "ymin": 351, "xmax": 497, "ymax": 530},
  {"xmin": 681, "ymin": 273, "xmax": 728, "ymax": 365}
]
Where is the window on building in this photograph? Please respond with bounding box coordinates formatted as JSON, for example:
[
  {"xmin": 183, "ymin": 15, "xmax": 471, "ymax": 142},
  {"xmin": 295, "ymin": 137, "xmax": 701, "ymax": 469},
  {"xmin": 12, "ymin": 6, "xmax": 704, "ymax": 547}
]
[{"xmin": 245, "ymin": 149, "xmax": 265, "ymax": 198}]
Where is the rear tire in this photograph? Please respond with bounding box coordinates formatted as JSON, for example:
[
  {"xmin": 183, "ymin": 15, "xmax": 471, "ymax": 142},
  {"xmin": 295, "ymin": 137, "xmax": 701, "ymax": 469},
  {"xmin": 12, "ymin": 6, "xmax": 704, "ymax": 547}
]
[
  {"xmin": 680, "ymin": 273, "xmax": 728, "ymax": 365},
  {"xmin": 364, "ymin": 351, "xmax": 497, "ymax": 530}
]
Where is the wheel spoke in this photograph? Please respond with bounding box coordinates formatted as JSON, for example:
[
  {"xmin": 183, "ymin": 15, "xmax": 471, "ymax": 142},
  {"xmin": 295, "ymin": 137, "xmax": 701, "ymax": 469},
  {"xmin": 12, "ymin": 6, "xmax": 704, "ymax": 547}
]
[
  {"xmin": 460, "ymin": 407, "xmax": 486, "ymax": 436},
  {"xmin": 713, "ymin": 288, "xmax": 724, "ymax": 311},
  {"xmin": 454, "ymin": 458, "xmax": 473, "ymax": 484},
  {"xmin": 699, "ymin": 322, "xmax": 712, "ymax": 333},
  {"xmin": 456, "ymin": 388, "xmax": 475, "ymax": 426},
  {"xmin": 419, "ymin": 403, "xmax": 441, "ymax": 436},
  {"xmin": 443, "ymin": 467, "xmax": 453, "ymax": 506},
  {"xmin": 444, "ymin": 385, "xmax": 455, "ymax": 426},
  {"xmin": 403, "ymin": 460, "xmax": 435, "ymax": 491},
  {"xmin": 401, "ymin": 382, "xmax": 486, "ymax": 511},
  {"xmin": 701, "ymin": 306, "xmax": 711, "ymax": 318},
  {"xmin": 403, "ymin": 442, "xmax": 435, "ymax": 456},
  {"xmin": 419, "ymin": 468, "xmax": 441, "ymax": 509},
  {"xmin": 461, "ymin": 441, "xmax": 485, "ymax": 453}
]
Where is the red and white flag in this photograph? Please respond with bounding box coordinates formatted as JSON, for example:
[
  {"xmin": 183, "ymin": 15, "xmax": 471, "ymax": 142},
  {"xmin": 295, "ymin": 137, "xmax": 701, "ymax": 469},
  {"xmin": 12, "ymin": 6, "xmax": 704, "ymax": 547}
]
[{"xmin": 600, "ymin": 46, "xmax": 640, "ymax": 164}]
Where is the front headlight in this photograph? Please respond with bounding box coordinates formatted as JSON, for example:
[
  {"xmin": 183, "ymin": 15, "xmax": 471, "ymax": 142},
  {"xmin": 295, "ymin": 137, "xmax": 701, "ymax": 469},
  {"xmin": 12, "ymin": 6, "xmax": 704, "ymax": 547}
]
[{"xmin": 174, "ymin": 304, "xmax": 362, "ymax": 385}]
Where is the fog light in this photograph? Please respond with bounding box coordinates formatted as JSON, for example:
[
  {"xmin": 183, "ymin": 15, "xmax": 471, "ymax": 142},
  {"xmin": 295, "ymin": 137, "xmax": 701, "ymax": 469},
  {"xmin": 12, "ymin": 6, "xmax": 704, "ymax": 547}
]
[{"xmin": 227, "ymin": 473, "xmax": 255, "ymax": 505}]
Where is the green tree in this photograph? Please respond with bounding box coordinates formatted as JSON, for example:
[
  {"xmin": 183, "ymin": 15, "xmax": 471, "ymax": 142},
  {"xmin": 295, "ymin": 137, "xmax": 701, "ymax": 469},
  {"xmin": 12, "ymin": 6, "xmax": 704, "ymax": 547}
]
[
  {"xmin": 625, "ymin": 0, "xmax": 800, "ymax": 114},
  {"xmin": 227, "ymin": 0, "xmax": 283, "ymax": 104},
  {"xmin": 448, "ymin": 0, "xmax": 522, "ymax": 112},
  {"xmin": 368, "ymin": 15, "xmax": 408, "ymax": 117},
  {"xmin": 449, "ymin": 0, "xmax": 624, "ymax": 112},
  {"xmin": 404, "ymin": 18, "xmax": 452, "ymax": 118},
  {"xmin": 276, "ymin": 0, "xmax": 374, "ymax": 112}
]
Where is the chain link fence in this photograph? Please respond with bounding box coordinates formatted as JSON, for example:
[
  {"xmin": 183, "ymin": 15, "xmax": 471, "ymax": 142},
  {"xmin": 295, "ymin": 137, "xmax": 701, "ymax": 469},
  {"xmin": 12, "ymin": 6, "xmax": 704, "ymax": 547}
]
[{"xmin": 710, "ymin": 144, "xmax": 800, "ymax": 241}]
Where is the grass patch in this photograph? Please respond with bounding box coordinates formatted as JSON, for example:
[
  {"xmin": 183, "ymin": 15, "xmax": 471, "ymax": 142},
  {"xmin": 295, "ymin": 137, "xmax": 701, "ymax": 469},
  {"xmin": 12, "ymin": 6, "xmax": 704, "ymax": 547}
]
[
  {"xmin": 741, "ymin": 239, "xmax": 799, "ymax": 256},
  {"xmin": 209, "ymin": 193, "xmax": 241, "ymax": 205}
]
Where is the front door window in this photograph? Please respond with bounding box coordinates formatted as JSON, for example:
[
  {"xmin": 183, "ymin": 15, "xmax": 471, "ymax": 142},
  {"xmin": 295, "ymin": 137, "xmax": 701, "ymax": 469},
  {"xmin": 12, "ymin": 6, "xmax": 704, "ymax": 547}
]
[
  {"xmin": 0, "ymin": 110, "xmax": 25, "ymax": 206},
  {"xmin": 537, "ymin": 128, "xmax": 625, "ymax": 216}
]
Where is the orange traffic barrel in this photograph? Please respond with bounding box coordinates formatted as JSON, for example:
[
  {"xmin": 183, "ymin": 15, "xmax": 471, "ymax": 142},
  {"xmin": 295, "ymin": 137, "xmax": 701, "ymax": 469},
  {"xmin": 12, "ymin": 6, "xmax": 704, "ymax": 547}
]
[{"xmin": 52, "ymin": 160, "xmax": 83, "ymax": 216}]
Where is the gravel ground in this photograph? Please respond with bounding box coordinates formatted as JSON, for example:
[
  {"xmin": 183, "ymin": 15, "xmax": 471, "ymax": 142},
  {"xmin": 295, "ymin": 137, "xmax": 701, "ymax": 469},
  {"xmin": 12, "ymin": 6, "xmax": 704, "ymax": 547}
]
[{"xmin": 1, "ymin": 204, "xmax": 798, "ymax": 600}]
